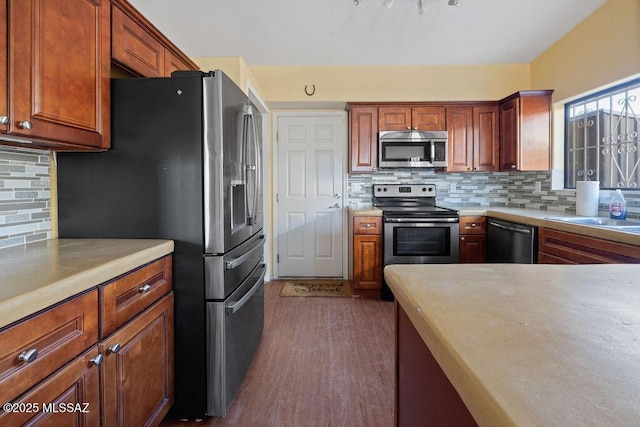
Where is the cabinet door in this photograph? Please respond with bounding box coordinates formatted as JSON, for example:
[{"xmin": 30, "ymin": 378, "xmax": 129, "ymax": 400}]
[
  {"xmin": 165, "ymin": 50, "xmax": 195, "ymax": 76},
  {"xmin": 446, "ymin": 106, "xmax": 473, "ymax": 172},
  {"xmin": 0, "ymin": 347, "xmax": 101, "ymax": 426},
  {"xmin": 379, "ymin": 106, "xmax": 411, "ymax": 131},
  {"xmin": 412, "ymin": 106, "xmax": 446, "ymax": 131},
  {"xmin": 473, "ymin": 105, "xmax": 499, "ymax": 172},
  {"xmin": 349, "ymin": 106, "xmax": 378, "ymax": 172},
  {"xmin": 499, "ymin": 98, "xmax": 519, "ymax": 171},
  {"xmin": 459, "ymin": 235, "xmax": 487, "ymax": 263},
  {"xmin": 101, "ymin": 293, "xmax": 174, "ymax": 427},
  {"xmin": 0, "ymin": 1, "xmax": 6, "ymax": 133},
  {"xmin": 353, "ymin": 235, "xmax": 382, "ymax": 290},
  {"xmin": 8, "ymin": 0, "xmax": 110, "ymax": 149},
  {"xmin": 112, "ymin": 4, "xmax": 164, "ymax": 77}
]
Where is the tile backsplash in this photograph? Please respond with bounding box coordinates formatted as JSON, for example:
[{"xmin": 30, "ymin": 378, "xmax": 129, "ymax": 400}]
[
  {"xmin": 348, "ymin": 169, "xmax": 640, "ymax": 220},
  {"xmin": 0, "ymin": 147, "xmax": 51, "ymax": 248}
]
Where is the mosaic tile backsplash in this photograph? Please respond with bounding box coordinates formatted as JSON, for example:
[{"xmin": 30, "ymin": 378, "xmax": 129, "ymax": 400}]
[
  {"xmin": 0, "ymin": 147, "xmax": 51, "ymax": 248},
  {"xmin": 347, "ymin": 169, "xmax": 640, "ymax": 220},
  {"xmin": 2, "ymin": 146, "xmax": 640, "ymax": 249}
]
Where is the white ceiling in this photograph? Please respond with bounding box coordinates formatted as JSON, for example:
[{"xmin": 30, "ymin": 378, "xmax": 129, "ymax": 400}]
[{"xmin": 128, "ymin": 0, "xmax": 607, "ymax": 67}]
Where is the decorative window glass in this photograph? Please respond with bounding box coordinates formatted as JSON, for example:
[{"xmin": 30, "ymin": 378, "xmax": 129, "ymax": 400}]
[{"xmin": 565, "ymin": 79, "xmax": 640, "ymax": 189}]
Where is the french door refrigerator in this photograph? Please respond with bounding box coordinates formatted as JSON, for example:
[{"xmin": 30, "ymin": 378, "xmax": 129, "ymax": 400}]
[{"xmin": 57, "ymin": 71, "xmax": 265, "ymax": 419}]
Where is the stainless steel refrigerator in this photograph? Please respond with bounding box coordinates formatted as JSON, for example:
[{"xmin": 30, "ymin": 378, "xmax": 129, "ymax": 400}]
[{"xmin": 57, "ymin": 70, "xmax": 265, "ymax": 419}]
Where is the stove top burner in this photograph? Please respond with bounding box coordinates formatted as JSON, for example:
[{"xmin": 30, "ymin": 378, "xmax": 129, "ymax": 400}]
[{"xmin": 372, "ymin": 183, "xmax": 458, "ymax": 218}]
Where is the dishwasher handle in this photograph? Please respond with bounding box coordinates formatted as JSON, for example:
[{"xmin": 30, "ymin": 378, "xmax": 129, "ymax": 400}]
[{"xmin": 489, "ymin": 220, "xmax": 532, "ymax": 234}]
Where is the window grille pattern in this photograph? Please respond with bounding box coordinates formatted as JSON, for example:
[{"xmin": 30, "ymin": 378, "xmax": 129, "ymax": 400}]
[{"xmin": 565, "ymin": 79, "xmax": 640, "ymax": 189}]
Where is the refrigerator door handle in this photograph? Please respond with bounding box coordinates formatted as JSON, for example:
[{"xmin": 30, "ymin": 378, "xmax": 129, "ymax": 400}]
[
  {"xmin": 225, "ymin": 234, "xmax": 265, "ymax": 269},
  {"xmin": 250, "ymin": 110, "xmax": 261, "ymax": 224},
  {"xmin": 225, "ymin": 265, "xmax": 266, "ymax": 314}
]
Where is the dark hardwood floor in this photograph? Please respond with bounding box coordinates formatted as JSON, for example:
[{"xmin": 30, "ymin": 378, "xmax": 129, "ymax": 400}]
[{"xmin": 161, "ymin": 281, "xmax": 395, "ymax": 426}]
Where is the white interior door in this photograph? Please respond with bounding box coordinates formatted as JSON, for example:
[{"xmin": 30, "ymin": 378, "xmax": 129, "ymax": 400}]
[{"xmin": 276, "ymin": 113, "xmax": 345, "ymax": 277}]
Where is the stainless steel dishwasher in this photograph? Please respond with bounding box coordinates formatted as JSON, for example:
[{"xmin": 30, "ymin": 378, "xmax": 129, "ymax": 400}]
[{"xmin": 487, "ymin": 218, "xmax": 537, "ymax": 263}]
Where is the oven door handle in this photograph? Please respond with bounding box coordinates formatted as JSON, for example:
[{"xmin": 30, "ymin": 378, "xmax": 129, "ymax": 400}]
[
  {"xmin": 225, "ymin": 265, "xmax": 266, "ymax": 314},
  {"xmin": 385, "ymin": 217, "xmax": 459, "ymax": 223}
]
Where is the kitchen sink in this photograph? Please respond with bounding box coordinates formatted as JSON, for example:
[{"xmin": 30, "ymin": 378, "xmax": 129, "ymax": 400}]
[{"xmin": 545, "ymin": 216, "xmax": 640, "ymax": 231}]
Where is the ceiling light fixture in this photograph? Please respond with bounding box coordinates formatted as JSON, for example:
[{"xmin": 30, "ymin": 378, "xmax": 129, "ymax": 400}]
[{"xmin": 354, "ymin": 0, "xmax": 461, "ymax": 14}]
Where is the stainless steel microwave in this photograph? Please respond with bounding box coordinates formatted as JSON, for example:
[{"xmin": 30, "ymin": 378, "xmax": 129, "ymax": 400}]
[{"xmin": 378, "ymin": 130, "xmax": 448, "ymax": 168}]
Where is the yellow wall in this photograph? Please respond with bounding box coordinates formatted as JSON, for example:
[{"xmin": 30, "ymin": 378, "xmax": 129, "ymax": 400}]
[
  {"xmin": 531, "ymin": 0, "xmax": 640, "ymax": 170},
  {"xmin": 531, "ymin": 0, "xmax": 640, "ymax": 102},
  {"xmin": 250, "ymin": 64, "xmax": 530, "ymax": 103}
]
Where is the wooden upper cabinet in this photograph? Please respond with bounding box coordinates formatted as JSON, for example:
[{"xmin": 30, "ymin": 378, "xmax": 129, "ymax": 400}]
[
  {"xmin": 111, "ymin": 0, "xmax": 199, "ymax": 77},
  {"xmin": 379, "ymin": 107, "xmax": 411, "ymax": 131},
  {"xmin": 5, "ymin": 0, "xmax": 110, "ymax": 150},
  {"xmin": 349, "ymin": 106, "xmax": 378, "ymax": 173},
  {"xmin": 473, "ymin": 104, "xmax": 499, "ymax": 172},
  {"xmin": 499, "ymin": 90, "xmax": 553, "ymax": 171},
  {"xmin": 447, "ymin": 104, "xmax": 498, "ymax": 172},
  {"xmin": 379, "ymin": 106, "xmax": 445, "ymax": 131},
  {"xmin": 112, "ymin": 5, "xmax": 165, "ymax": 77},
  {"xmin": 412, "ymin": 107, "xmax": 446, "ymax": 131}
]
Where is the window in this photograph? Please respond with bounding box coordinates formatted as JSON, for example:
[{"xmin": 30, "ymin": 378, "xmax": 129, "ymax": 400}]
[{"xmin": 565, "ymin": 79, "xmax": 640, "ymax": 189}]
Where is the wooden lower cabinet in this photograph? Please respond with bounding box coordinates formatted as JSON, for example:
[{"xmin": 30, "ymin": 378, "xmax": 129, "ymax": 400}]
[
  {"xmin": 0, "ymin": 347, "xmax": 101, "ymax": 426},
  {"xmin": 101, "ymin": 293, "xmax": 174, "ymax": 427},
  {"xmin": 538, "ymin": 228, "xmax": 640, "ymax": 264},
  {"xmin": 396, "ymin": 304, "xmax": 477, "ymax": 426},
  {"xmin": 459, "ymin": 216, "xmax": 487, "ymax": 263},
  {"xmin": 0, "ymin": 255, "xmax": 174, "ymax": 427},
  {"xmin": 353, "ymin": 216, "xmax": 383, "ymax": 298}
]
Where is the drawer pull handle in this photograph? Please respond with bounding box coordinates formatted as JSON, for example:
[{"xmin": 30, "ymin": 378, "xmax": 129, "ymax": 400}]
[
  {"xmin": 90, "ymin": 354, "xmax": 103, "ymax": 366},
  {"xmin": 18, "ymin": 348, "xmax": 38, "ymax": 363},
  {"xmin": 138, "ymin": 284, "xmax": 151, "ymax": 293},
  {"xmin": 108, "ymin": 343, "xmax": 121, "ymax": 354},
  {"xmin": 471, "ymin": 223, "xmax": 476, "ymax": 227},
  {"xmin": 18, "ymin": 120, "xmax": 33, "ymax": 130}
]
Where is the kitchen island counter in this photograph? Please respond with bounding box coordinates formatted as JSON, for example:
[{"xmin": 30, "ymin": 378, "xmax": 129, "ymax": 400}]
[
  {"xmin": 0, "ymin": 238, "xmax": 174, "ymax": 328},
  {"xmin": 385, "ymin": 263, "xmax": 640, "ymax": 426}
]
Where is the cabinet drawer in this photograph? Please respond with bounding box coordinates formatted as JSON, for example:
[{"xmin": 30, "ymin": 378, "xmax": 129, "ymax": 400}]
[
  {"xmin": 0, "ymin": 290, "xmax": 99, "ymax": 405},
  {"xmin": 460, "ymin": 216, "xmax": 487, "ymax": 234},
  {"xmin": 538, "ymin": 228, "xmax": 640, "ymax": 264},
  {"xmin": 100, "ymin": 255, "xmax": 172, "ymax": 338},
  {"xmin": 0, "ymin": 346, "xmax": 100, "ymax": 426},
  {"xmin": 354, "ymin": 217, "xmax": 382, "ymax": 235}
]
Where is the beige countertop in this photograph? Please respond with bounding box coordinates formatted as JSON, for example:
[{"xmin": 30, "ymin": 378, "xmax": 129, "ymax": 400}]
[
  {"xmin": 0, "ymin": 238, "xmax": 174, "ymax": 329},
  {"xmin": 385, "ymin": 263, "xmax": 640, "ymax": 426}
]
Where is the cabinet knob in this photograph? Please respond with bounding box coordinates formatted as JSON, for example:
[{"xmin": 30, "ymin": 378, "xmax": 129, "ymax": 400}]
[
  {"xmin": 108, "ymin": 343, "xmax": 121, "ymax": 354},
  {"xmin": 406, "ymin": 126, "xmax": 410, "ymax": 130},
  {"xmin": 18, "ymin": 120, "xmax": 33, "ymax": 130},
  {"xmin": 467, "ymin": 167, "xmax": 472, "ymax": 171},
  {"xmin": 471, "ymin": 223, "xmax": 476, "ymax": 227},
  {"xmin": 460, "ymin": 236, "xmax": 465, "ymax": 241},
  {"xmin": 18, "ymin": 348, "xmax": 38, "ymax": 364},
  {"xmin": 363, "ymin": 223, "xmax": 372, "ymax": 228},
  {"xmin": 89, "ymin": 354, "xmax": 104, "ymax": 366},
  {"xmin": 138, "ymin": 284, "xmax": 151, "ymax": 293},
  {"xmin": 510, "ymin": 164, "xmax": 516, "ymax": 169},
  {"xmin": 0, "ymin": 115, "xmax": 8, "ymax": 125}
]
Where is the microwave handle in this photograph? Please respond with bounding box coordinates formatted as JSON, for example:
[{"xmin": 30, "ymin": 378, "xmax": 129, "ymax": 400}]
[{"xmin": 430, "ymin": 142, "xmax": 435, "ymax": 164}]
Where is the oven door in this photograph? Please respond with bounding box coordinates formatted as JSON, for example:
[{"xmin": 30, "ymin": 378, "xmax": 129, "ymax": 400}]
[{"xmin": 383, "ymin": 218, "xmax": 459, "ymax": 265}]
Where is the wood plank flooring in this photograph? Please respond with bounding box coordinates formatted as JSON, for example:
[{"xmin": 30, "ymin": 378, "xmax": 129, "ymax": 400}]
[{"xmin": 161, "ymin": 281, "xmax": 395, "ymax": 426}]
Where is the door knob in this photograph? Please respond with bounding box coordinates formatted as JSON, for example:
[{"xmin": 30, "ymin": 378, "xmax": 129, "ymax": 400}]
[
  {"xmin": 334, "ymin": 193, "xmax": 341, "ymax": 199},
  {"xmin": 330, "ymin": 203, "xmax": 341, "ymax": 209}
]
